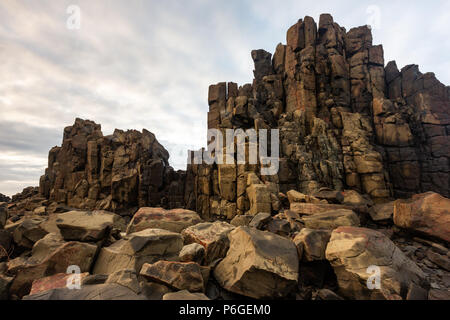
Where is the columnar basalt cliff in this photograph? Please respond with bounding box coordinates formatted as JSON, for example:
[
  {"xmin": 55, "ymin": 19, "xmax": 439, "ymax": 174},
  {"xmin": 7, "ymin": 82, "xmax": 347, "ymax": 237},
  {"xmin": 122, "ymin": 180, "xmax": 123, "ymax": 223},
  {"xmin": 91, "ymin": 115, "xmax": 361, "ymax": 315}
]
[
  {"xmin": 38, "ymin": 118, "xmax": 188, "ymax": 214},
  {"xmin": 187, "ymin": 14, "xmax": 450, "ymax": 220}
]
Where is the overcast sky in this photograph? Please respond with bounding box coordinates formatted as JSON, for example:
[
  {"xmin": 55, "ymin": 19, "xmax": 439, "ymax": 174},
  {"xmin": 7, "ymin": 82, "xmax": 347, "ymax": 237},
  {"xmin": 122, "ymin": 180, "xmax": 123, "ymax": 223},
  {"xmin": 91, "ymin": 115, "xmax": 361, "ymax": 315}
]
[{"xmin": 0, "ymin": 0, "xmax": 449, "ymax": 196}]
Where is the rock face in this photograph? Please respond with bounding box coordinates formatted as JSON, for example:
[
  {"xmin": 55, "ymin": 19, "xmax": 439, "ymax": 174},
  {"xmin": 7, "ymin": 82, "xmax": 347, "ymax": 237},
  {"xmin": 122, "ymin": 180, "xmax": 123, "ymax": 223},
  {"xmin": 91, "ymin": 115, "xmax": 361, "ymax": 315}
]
[
  {"xmin": 214, "ymin": 226, "xmax": 299, "ymax": 299},
  {"xmin": 0, "ymin": 194, "xmax": 10, "ymax": 203},
  {"xmin": 38, "ymin": 118, "xmax": 189, "ymax": 213},
  {"xmin": 186, "ymin": 13, "xmax": 450, "ymax": 222},
  {"xmin": 394, "ymin": 192, "xmax": 450, "ymax": 243},
  {"xmin": 325, "ymin": 227, "xmax": 428, "ymax": 300}
]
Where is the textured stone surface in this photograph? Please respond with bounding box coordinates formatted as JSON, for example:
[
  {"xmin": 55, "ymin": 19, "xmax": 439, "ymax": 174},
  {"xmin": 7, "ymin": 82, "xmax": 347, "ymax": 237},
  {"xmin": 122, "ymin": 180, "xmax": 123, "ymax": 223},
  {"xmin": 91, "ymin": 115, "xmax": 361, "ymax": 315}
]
[
  {"xmin": 126, "ymin": 207, "xmax": 202, "ymax": 234},
  {"xmin": 325, "ymin": 227, "xmax": 428, "ymax": 300},
  {"xmin": 214, "ymin": 226, "xmax": 298, "ymax": 299},
  {"xmin": 394, "ymin": 192, "xmax": 450, "ymax": 243}
]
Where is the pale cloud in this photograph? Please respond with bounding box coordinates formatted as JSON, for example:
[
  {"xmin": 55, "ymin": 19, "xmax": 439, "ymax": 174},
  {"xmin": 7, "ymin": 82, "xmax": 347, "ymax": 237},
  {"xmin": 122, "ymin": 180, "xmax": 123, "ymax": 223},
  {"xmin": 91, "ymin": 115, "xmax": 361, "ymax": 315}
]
[{"xmin": 0, "ymin": 0, "xmax": 449, "ymax": 196}]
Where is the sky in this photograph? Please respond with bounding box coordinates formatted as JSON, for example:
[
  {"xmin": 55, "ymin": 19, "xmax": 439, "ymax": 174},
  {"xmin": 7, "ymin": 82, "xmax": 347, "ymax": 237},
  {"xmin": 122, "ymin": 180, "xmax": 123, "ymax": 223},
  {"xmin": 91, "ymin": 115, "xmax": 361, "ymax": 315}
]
[{"xmin": 0, "ymin": 0, "xmax": 449, "ymax": 196}]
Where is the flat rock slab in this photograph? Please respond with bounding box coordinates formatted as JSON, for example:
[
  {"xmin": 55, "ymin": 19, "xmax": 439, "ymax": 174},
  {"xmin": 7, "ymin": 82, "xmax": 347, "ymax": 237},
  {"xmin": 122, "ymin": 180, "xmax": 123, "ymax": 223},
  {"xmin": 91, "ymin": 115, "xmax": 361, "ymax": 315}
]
[
  {"xmin": 140, "ymin": 261, "xmax": 206, "ymax": 292},
  {"xmin": 127, "ymin": 207, "xmax": 202, "ymax": 234},
  {"xmin": 23, "ymin": 283, "xmax": 146, "ymax": 300},
  {"xmin": 290, "ymin": 202, "xmax": 354, "ymax": 216},
  {"xmin": 181, "ymin": 221, "xmax": 235, "ymax": 265},
  {"xmin": 29, "ymin": 272, "xmax": 90, "ymax": 296},
  {"xmin": 302, "ymin": 209, "xmax": 360, "ymax": 230},
  {"xmin": 56, "ymin": 210, "xmax": 124, "ymax": 242},
  {"xmin": 214, "ymin": 226, "xmax": 298, "ymax": 299},
  {"xmin": 93, "ymin": 228, "xmax": 183, "ymax": 275}
]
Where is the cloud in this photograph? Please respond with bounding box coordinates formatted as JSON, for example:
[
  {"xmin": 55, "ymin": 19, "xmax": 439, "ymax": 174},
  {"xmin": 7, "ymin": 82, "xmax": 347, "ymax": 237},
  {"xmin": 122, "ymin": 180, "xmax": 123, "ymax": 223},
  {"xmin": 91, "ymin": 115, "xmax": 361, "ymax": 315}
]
[{"xmin": 0, "ymin": 0, "xmax": 449, "ymax": 196}]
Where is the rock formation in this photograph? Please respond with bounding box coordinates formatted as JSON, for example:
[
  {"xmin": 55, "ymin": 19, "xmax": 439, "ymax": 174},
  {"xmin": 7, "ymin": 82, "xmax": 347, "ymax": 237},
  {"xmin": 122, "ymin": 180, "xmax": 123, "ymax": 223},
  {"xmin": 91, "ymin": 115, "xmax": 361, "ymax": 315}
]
[{"xmin": 0, "ymin": 14, "xmax": 449, "ymax": 301}]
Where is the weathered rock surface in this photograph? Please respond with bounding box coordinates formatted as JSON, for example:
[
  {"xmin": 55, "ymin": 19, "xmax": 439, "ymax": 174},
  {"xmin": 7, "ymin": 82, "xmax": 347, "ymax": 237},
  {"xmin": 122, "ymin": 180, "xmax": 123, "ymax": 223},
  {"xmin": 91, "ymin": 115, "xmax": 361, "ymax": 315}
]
[
  {"xmin": 325, "ymin": 226, "xmax": 428, "ymax": 300},
  {"xmin": 394, "ymin": 192, "xmax": 450, "ymax": 243},
  {"xmin": 181, "ymin": 221, "xmax": 235, "ymax": 265},
  {"xmin": 179, "ymin": 243, "xmax": 205, "ymax": 264},
  {"xmin": 162, "ymin": 290, "xmax": 210, "ymax": 300},
  {"xmin": 214, "ymin": 226, "xmax": 298, "ymax": 299},
  {"xmin": 93, "ymin": 228, "xmax": 183, "ymax": 274},
  {"xmin": 7, "ymin": 233, "xmax": 97, "ymax": 297},
  {"xmin": 0, "ymin": 194, "xmax": 10, "ymax": 203},
  {"xmin": 140, "ymin": 261, "xmax": 207, "ymax": 292},
  {"xmin": 24, "ymin": 283, "xmax": 146, "ymax": 300},
  {"xmin": 56, "ymin": 210, "xmax": 125, "ymax": 242},
  {"xmin": 293, "ymin": 228, "xmax": 331, "ymax": 261},
  {"xmin": 302, "ymin": 209, "xmax": 360, "ymax": 230},
  {"xmin": 38, "ymin": 118, "xmax": 189, "ymax": 213},
  {"xmin": 126, "ymin": 207, "xmax": 202, "ymax": 234},
  {"xmin": 29, "ymin": 272, "xmax": 90, "ymax": 296}
]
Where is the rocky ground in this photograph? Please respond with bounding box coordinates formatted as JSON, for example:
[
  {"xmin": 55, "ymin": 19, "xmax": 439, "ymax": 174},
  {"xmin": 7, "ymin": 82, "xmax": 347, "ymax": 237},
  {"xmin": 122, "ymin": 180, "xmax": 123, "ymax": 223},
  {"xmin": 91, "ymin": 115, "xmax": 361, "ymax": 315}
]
[
  {"xmin": 1, "ymin": 13, "xmax": 449, "ymax": 300},
  {"xmin": 0, "ymin": 185, "xmax": 449, "ymax": 300}
]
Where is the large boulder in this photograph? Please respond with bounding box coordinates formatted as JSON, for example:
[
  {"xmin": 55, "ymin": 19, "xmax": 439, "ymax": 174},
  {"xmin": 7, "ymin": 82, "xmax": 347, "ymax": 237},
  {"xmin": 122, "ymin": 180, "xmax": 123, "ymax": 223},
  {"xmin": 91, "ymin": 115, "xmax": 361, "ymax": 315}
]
[
  {"xmin": 181, "ymin": 221, "xmax": 235, "ymax": 265},
  {"xmin": 56, "ymin": 210, "xmax": 125, "ymax": 241},
  {"xmin": 126, "ymin": 208, "xmax": 202, "ymax": 234},
  {"xmin": 93, "ymin": 228, "xmax": 183, "ymax": 275},
  {"xmin": 214, "ymin": 226, "xmax": 298, "ymax": 299},
  {"xmin": 293, "ymin": 228, "xmax": 332, "ymax": 261},
  {"xmin": 394, "ymin": 192, "xmax": 450, "ymax": 243},
  {"xmin": 140, "ymin": 261, "xmax": 207, "ymax": 292},
  {"xmin": 5, "ymin": 216, "xmax": 49, "ymax": 249},
  {"xmin": 302, "ymin": 209, "xmax": 360, "ymax": 230},
  {"xmin": 325, "ymin": 226, "xmax": 428, "ymax": 300},
  {"xmin": 7, "ymin": 233, "xmax": 98, "ymax": 297},
  {"xmin": 369, "ymin": 201, "xmax": 394, "ymax": 222}
]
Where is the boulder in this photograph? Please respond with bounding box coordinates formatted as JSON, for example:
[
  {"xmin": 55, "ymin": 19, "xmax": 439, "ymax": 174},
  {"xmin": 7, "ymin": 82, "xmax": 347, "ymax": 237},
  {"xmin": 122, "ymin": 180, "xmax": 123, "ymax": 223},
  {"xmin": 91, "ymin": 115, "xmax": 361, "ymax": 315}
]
[
  {"xmin": 249, "ymin": 212, "xmax": 272, "ymax": 229},
  {"xmin": 23, "ymin": 283, "xmax": 146, "ymax": 300},
  {"xmin": 325, "ymin": 226, "xmax": 428, "ymax": 300},
  {"xmin": 29, "ymin": 272, "xmax": 90, "ymax": 295},
  {"xmin": 293, "ymin": 228, "xmax": 331, "ymax": 261},
  {"xmin": 93, "ymin": 228, "xmax": 183, "ymax": 275},
  {"xmin": 287, "ymin": 190, "xmax": 321, "ymax": 204},
  {"xmin": 394, "ymin": 192, "xmax": 450, "ymax": 243},
  {"xmin": 302, "ymin": 209, "xmax": 360, "ymax": 230},
  {"xmin": 106, "ymin": 269, "xmax": 141, "ymax": 294},
  {"xmin": 369, "ymin": 201, "xmax": 394, "ymax": 222},
  {"xmin": 56, "ymin": 210, "xmax": 125, "ymax": 242},
  {"xmin": 140, "ymin": 261, "xmax": 207, "ymax": 292},
  {"xmin": 7, "ymin": 233, "xmax": 98, "ymax": 297},
  {"xmin": 214, "ymin": 226, "xmax": 298, "ymax": 299},
  {"xmin": 162, "ymin": 290, "xmax": 209, "ymax": 300},
  {"xmin": 179, "ymin": 243, "xmax": 205, "ymax": 264},
  {"xmin": 230, "ymin": 215, "xmax": 253, "ymax": 227},
  {"xmin": 312, "ymin": 189, "xmax": 344, "ymax": 204},
  {"xmin": 126, "ymin": 207, "xmax": 202, "ymax": 234},
  {"xmin": 181, "ymin": 222, "xmax": 235, "ymax": 265},
  {"xmin": 5, "ymin": 216, "xmax": 48, "ymax": 249}
]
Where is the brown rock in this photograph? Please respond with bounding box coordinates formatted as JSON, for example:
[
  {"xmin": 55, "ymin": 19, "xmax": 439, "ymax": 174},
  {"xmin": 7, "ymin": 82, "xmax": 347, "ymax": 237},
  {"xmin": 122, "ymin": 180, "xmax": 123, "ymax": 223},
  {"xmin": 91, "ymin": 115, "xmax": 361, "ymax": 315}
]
[
  {"xmin": 126, "ymin": 207, "xmax": 202, "ymax": 234},
  {"xmin": 394, "ymin": 192, "xmax": 450, "ymax": 243},
  {"xmin": 293, "ymin": 228, "xmax": 331, "ymax": 261},
  {"xmin": 140, "ymin": 261, "xmax": 206, "ymax": 292},
  {"xmin": 302, "ymin": 209, "xmax": 360, "ymax": 230},
  {"xmin": 181, "ymin": 221, "xmax": 235, "ymax": 265},
  {"xmin": 214, "ymin": 226, "xmax": 298, "ymax": 299}
]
